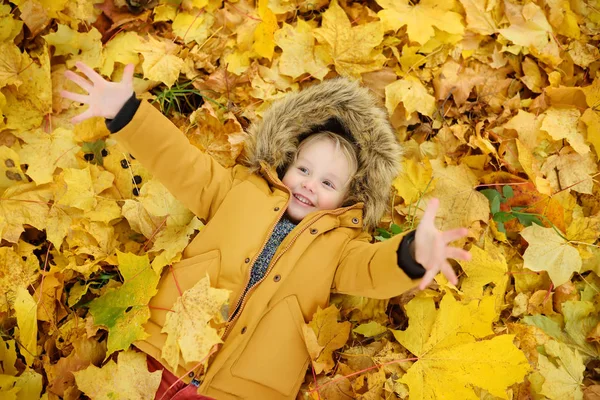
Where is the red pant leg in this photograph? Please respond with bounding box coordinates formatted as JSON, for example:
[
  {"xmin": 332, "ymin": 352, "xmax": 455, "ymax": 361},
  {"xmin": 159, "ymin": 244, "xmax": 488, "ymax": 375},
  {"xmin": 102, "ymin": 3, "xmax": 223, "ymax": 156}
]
[{"xmin": 146, "ymin": 355, "xmax": 214, "ymax": 400}]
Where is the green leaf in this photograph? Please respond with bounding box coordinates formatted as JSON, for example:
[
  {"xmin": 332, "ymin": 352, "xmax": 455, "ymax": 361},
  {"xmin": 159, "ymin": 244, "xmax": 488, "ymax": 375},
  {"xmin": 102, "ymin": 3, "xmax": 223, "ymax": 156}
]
[
  {"xmin": 497, "ymin": 221, "xmax": 506, "ymax": 234},
  {"xmin": 491, "ymin": 195, "xmax": 501, "ymax": 215},
  {"xmin": 480, "ymin": 188, "xmax": 501, "ymax": 204},
  {"xmin": 88, "ymin": 251, "xmax": 160, "ymax": 356},
  {"xmin": 390, "ymin": 224, "xmax": 403, "ymax": 235},
  {"xmin": 376, "ymin": 228, "xmax": 391, "ymax": 239},
  {"xmin": 502, "ymin": 185, "xmax": 514, "ymax": 200},
  {"xmin": 493, "ymin": 211, "xmax": 516, "ymax": 223},
  {"xmin": 515, "ymin": 213, "xmax": 543, "ymax": 227}
]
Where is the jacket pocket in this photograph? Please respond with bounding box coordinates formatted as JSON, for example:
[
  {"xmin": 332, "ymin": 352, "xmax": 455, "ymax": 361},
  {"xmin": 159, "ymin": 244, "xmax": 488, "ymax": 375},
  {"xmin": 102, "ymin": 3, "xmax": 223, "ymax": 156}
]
[
  {"xmin": 149, "ymin": 250, "xmax": 221, "ymax": 327},
  {"xmin": 230, "ymin": 295, "xmax": 310, "ymax": 396}
]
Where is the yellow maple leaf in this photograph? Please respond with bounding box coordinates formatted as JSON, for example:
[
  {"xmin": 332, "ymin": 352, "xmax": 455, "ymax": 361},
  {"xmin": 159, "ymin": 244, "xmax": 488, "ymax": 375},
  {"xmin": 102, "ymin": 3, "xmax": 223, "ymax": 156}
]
[
  {"xmin": 498, "ymin": 2, "xmax": 562, "ymax": 66},
  {"xmin": 13, "ymin": 127, "xmax": 79, "ymax": 185},
  {"xmin": 0, "ymin": 43, "xmax": 26, "ymax": 89},
  {"xmin": 425, "ymin": 160, "xmax": 490, "ymax": 232},
  {"xmin": 161, "ymin": 275, "xmax": 230, "ymax": 371},
  {"xmin": 137, "ymin": 36, "xmax": 185, "ymax": 87},
  {"xmin": 582, "ymin": 76, "xmax": 600, "ymax": 109},
  {"xmin": 43, "ymin": 23, "xmax": 103, "ymax": 69},
  {"xmin": 458, "ymin": 0, "xmax": 499, "ymax": 35},
  {"xmin": 303, "ymin": 305, "xmax": 351, "ymax": 374},
  {"xmin": 14, "ymin": 286, "xmax": 38, "ymax": 366},
  {"xmin": 253, "ymin": 0, "xmax": 278, "ymax": 60},
  {"xmin": 0, "ymin": 247, "xmax": 39, "ymax": 313},
  {"xmin": 55, "ymin": 167, "xmax": 97, "ymax": 211},
  {"xmin": 503, "ymin": 109, "xmax": 545, "ymax": 151},
  {"xmin": 376, "ymin": 0, "xmax": 464, "ymax": 45},
  {"xmin": 581, "ymin": 109, "xmax": 600, "ymax": 157},
  {"xmin": 100, "ymin": 31, "xmax": 142, "ymax": 77},
  {"xmin": 386, "ymin": 77, "xmax": 437, "ymax": 118},
  {"xmin": 538, "ymin": 340, "xmax": 584, "ymax": 400},
  {"xmin": 73, "ymin": 350, "xmax": 161, "ymax": 400},
  {"xmin": 521, "ymin": 224, "xmax": 582, "ymax": 287},
  {"xmin": 392, "ymin": 158, "xmax": 435, "ymax": 204},
  {"xmin": 393, "ymin": 293, "xmax": 530, "ymax": 400},
  {"xmin": 540, "ymin": 107, "xmax": 590, "ymax": 155},
  {"xmin": 0, "ymin": 4, "xmax": 23, "ymax": 42},
  {"xmin": 137, "ymin": 178, "xmax": 195, "ymax": 227},
  {"xmin": 149, "ymin": 217, "xmax": 204, "ymax": 273},
  {"xmin": 172, "ymin": 9, "xmax": 215, "ymax": 45},
  {"xmin": 313, "ymin": 0, "xmax": 386, "ymax": 78},
  {"xmin": 0, "ymin": 182, "xmax": 50, "ymax": 243},
  {"xmin": 0, "ymin": 146, "xmax": 27, "ymax": 190},
  {"xmin": 540, "ymin": 150, "xmax": 597, "ymax": 195},
  {"xmin": 274, "ymin": 19, "xmax": 329, "ymax": 80}
]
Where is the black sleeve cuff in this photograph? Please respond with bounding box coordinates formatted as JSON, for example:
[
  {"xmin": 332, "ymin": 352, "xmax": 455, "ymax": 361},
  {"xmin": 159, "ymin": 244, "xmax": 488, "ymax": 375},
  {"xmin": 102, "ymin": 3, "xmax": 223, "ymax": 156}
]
[
  {"xmin": 105, "ymin": 92, "xmax": 141, "ymax": 133},
  {"xmin": 397, "ymin": 230, "xmax": 426, "ymax": 279}
]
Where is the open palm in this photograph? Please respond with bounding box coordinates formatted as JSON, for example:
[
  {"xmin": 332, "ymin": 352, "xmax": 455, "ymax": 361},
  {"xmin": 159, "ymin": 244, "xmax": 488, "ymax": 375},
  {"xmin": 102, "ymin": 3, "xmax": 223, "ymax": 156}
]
[
  {"xmin": 415, "ymin": 198, "xmax": 472, "ymax": 290},
  {"xmin": 60, "ymin": 62, "xmax": 135, "ymax": 124}
]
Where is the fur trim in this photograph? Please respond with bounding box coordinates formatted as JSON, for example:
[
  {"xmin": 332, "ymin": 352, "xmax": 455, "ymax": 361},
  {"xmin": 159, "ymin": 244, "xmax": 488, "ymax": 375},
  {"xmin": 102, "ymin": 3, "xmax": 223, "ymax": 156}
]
[{"xmin": 242, "ymin": 77, "xmax": 402, "ymax": 230}]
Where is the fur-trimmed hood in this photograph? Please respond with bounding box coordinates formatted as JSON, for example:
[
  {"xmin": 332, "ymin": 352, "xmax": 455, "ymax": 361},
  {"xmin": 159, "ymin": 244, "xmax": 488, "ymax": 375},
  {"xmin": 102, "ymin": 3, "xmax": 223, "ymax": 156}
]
[{"xmin": 243, "ymin": 77, "xmax": 402, "ymax": 230}]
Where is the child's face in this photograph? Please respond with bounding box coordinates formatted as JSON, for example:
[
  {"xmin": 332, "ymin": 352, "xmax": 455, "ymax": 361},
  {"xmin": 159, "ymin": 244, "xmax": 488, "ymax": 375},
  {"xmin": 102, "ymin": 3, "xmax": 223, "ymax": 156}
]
[{"xmin": 282, "ymin": 138, "xmax": 351, "ymax": 223}]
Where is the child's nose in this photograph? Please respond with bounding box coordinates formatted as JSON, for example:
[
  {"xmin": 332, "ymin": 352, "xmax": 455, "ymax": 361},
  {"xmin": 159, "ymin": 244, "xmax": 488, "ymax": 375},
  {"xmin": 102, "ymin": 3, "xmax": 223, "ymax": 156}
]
[{"xmin": 302, "ymin": 179, "xmax": 316, "ymax": 192}]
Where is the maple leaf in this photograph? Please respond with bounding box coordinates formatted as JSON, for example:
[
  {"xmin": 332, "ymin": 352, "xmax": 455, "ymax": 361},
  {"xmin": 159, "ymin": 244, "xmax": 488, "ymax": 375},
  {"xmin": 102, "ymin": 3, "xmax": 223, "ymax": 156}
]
[
  {"xmin": 73, "ymin": 350, "xmax": 161, "ymax": 400},
  {"xmin": 376, "ymin": 0, "xmax": 464, "ymax": 45},
  {"xmin": 537, "ymin": 340, "xmax": 584, "ymax": 400},
  {"xmin": 433, "ymin": 60, "xmax": 486, "ymax": 106},
  {"xmin": 521, "ymin": 224, "xmax": 582, "ymax": 287},
  {"xmin": 392, "ymin": 158, "xmax": 435, "ymax": 204},
  {"xmin": 392, "ymin": 294, "xmax": 530, "ymax": 399},
  {"xmin": 252, "ymin": 0, "xmax": 278, "ymax": 60},
  {"xmin": 540, "ymin": 150, "xmax": 597, "ymax": 195},
  {"xmin": 0, "ymin": 43, "xmax": 25, "ymax": 89},
  {"xmin": 458, "ymin": 0, "xmax": 499, "ymax": 35},
  {"xmin": 172, "ymin": 9, "xmax": 215, "ymax": 45},
  {"xmin": 14, "ymin": 287, "xmax": 38, "ymax": 366},
  {"xmin": 43, "ymin": 24, "xmax": 103, "ymax": 69},
  {"xmin": 540, "ymin": 107, "xmax": 590, "ymax": 155},
  {"xmin": 0, "ymin": 182, "xmax": 50, "ymax": 243},
  {"xmin": 12, "ymin": 127, "xmax": 79, "ymax": 185},
  {"xmin": 161, "ymin": 275, "xmax": 230, "ymax": 371},
  {"xmin": 100, "ymin": 31, "xmax": 142, "ymax": 77},
  {"xmin": 313, "ymin": 0, "xmax": 386, "ymax": 78},
  {"xmin": 274, "ymin": 20, "xmax": 329, "ymax": 80},
  {"xmin": 303, "ymin": 305, "xmax": 351, "ymax": 374},
  {"xmin": 136, "ymin": 36, "xmax": 185, "ymax": 87},
  {"xmin": 0, "ymin": 4, "xmax": 23, "ymax": 43},
  {"xmin": 425, "ymin": 160, "xmax": 490, "ymax": 232},
  {"xmin": 385, "ymin": 77, "xmax": 437, "ymax": 118},
  {"xmin": 88, "ymin": 251, "xmax": 160, "ymax": 356}
]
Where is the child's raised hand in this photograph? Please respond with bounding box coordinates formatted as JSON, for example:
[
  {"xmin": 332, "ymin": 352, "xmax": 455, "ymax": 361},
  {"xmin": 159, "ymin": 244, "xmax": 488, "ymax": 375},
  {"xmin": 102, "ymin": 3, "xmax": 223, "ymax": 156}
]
[
  {"xmin": 60, "ymin": 62, "xmax": 135, "ymax": 124},
  {"xmin": 414, "ymin": 198, "xmax": 472, "ymax": 290}
]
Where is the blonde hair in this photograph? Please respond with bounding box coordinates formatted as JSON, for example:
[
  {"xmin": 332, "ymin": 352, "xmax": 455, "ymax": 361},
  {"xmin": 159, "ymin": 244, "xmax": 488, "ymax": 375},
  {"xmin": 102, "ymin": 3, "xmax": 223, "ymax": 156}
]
[{"xmin": 294, "ymin": 132, "xmax": 358, "ymax": 187}]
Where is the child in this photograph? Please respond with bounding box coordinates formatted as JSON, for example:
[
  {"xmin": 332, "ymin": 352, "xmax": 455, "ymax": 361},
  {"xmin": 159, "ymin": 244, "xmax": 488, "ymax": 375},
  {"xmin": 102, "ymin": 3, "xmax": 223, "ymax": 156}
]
[{"xmin": 61, "ymin": 62, "xmax": 471, "ymax": 400}]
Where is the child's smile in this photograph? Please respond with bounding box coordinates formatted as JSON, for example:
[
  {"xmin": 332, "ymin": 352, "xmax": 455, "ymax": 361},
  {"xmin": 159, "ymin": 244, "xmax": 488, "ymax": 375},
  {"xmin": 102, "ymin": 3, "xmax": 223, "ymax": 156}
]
[{"xmin": 282, "ymin": 137, "xmax": 352, "ymax": 222}]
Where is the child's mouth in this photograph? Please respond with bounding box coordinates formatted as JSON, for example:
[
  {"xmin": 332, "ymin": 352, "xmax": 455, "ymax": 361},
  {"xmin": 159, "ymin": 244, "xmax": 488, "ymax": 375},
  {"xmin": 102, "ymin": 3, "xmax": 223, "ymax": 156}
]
[{"xmin": 293, "ymin": 193, "xmax": 314, "ymax": 207}]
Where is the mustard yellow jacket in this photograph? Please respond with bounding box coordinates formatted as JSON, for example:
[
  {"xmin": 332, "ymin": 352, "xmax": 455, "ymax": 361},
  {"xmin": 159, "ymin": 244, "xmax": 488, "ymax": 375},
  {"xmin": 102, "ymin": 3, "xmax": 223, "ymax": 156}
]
[{"xmin": 111, "ymin": 78, "xmax": 420, "ymax": 399}]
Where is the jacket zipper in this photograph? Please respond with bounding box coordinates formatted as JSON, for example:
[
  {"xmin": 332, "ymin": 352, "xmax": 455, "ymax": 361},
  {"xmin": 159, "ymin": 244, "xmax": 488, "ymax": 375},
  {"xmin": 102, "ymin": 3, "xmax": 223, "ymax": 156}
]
[
  {"xmin": 221, "ymin": 168, "xmax": 291, "ymax": 340},
  {"xmin": 221, "ymin": 197, "xmax": 360, "ymax": 341}
]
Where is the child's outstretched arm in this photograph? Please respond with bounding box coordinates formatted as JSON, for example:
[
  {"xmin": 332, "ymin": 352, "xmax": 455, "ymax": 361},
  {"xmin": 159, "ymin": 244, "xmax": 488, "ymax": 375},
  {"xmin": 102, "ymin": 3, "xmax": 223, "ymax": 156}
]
[
  {"xmin": 333, "ymin": 198, "xmax": 471, "ymax": 298},
  {"xmin": 61, "ymin": 62, "xmax": 237, "ymax": 221}
]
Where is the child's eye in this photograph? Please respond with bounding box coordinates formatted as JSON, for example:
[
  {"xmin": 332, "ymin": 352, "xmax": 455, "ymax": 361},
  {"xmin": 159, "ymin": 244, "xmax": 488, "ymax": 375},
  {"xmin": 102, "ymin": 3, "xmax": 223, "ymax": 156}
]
[
  {"xmin": 298, "ymin": 167, "xmax": 308, "ymax": 174},
  {"xmin": 323, "ymin": 181, "xmax": 334, "ymax": 189}
]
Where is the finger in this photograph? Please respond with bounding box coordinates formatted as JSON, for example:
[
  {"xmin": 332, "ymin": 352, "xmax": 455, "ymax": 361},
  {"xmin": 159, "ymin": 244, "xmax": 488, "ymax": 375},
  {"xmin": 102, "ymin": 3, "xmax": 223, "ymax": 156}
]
[
  {"xmin": 64, "ymin": 70, "xmax": 93, "ymax": 92},
  {"xmin": 420, "ymin": 198, "xmax": 439, "ymax": 227},
  {"xmin": 75, "ymin": 61, "xmax": 104, "ymax": 85},
  {"xmin": 418, "ymin": 268, "xmax": 438, "ymax": 290},
  {"xmin": 441, "ymin": 261, "xmax": 458, "ymax": 285},
  {"xmin": 121, "ymin": 63, "xmax": 135, "ymax": 86},
  {"xmin": 446, "ymin": 247, "xmax": 472, "ymax": 261},
  {"xmin": 71, "ymin": 108, "xmax": 94, "ymax": 125},
  {"xmin": 441, "ymin": 227, "xmax": 469, "ymax": 243},
  {"xmin": 60, "ymin": 90, "xmax": 88, "ymax": 104}
]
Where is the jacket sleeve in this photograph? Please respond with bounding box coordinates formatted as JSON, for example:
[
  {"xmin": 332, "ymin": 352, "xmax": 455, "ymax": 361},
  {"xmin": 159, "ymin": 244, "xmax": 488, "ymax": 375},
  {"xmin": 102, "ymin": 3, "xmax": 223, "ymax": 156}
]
[
  {"xmin": 108, "ymin": 96, "xmax": 237, "ymax": 222},
  {"xmin": 333, "ymin": 231, "xmax": 425, "ymax": 299}
]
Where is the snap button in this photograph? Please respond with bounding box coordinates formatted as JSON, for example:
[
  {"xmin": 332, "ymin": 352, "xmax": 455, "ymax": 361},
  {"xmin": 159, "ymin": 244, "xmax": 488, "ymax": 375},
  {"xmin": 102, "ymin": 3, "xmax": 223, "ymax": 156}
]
[
  {"xmin": 241, "ymin": 326, "xmax": 247, "ymax": 334},
  {"xmin": 273, "ymin": 274, "xmax": 281, "ymax": 282},
  {"xmin": 274, "ymin": 207, "xmax": 280, "ymax": 211},
  {"xmin": 310, "ymin": 228, "xmax": 318, "ymax": 234},
  {"xmin": 188, "ymin": 372, "xmax": 194, "ymax": 378},
  {"xmin": 352, "ymin": 218, "xmax": 359, "ymax": 224},
  {"xmin": 245, "ymin": 258, "xmax": 250, "ymax": 263}
]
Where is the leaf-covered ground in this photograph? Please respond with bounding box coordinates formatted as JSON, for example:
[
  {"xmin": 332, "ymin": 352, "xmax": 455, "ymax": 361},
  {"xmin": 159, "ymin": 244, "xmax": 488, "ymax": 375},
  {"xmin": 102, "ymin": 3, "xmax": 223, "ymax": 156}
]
[{"xmin": 1, "ymin": 0, "xmax": 600, "ymax": 399}]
